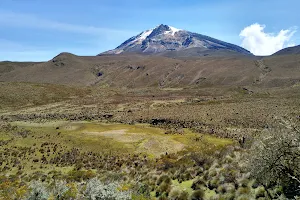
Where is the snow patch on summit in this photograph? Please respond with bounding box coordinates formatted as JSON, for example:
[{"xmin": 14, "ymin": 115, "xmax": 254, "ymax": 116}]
[
  {"xmin": 165, "ymin": 26, "xmax": 182, "ymax": 36},
  {"xmin": 169, "ymin": 26, "xmax": 181, "ymax": 33},
  {"xmin": 139, "ymin": 29, "xmax": 154, "ymax": 40}
]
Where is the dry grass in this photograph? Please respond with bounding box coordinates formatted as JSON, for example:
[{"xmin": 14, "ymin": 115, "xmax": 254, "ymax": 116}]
[{"xmin": 1, "ymin": 52, "xmax": 299, "ymax": 88}]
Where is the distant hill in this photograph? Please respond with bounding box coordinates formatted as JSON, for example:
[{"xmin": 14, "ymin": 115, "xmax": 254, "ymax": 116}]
[
  {"xmin": 273, "ymin": 45, "xmax": 300, "ymax": 56},
  {"xmin": 1, "ymin": 51, "xmax": 300, "ymax": 88}
]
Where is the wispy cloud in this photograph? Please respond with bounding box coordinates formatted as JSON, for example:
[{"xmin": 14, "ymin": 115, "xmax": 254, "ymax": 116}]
[
  {"xmin": 0, "ymin": 10, "xmax": 135, "ymax": 36},
  {"xmin": 0, "ymin": 39, "xmax": 28, "ymax": 50},
  {"xmin": 0, "ymin": 11, "xmax": 138, "ymax": 61},
  {"xmin": 0, "ymin": 39, "xmax": 103, "ymax": 61},
  {"xmin": 0, "ymin": 50, "xmax": 55, "ymax": 62},
  {"xmin": 239, "ymin": 23, "xmax": 297, "ymax": 56}
]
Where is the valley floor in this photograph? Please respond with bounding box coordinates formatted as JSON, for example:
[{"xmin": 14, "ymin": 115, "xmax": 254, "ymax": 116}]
[{"xmin": 0, "ymin": 82, "xmax": 299, "ymax": 199}]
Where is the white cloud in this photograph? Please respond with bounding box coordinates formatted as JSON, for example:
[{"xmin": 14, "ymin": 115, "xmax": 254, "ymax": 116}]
[{"xmin": 239, "ymin": 23, "xmax": 297, "ymax": 56}]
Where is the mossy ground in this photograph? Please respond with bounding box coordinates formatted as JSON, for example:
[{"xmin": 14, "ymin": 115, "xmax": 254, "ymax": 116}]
[
  {"xmin": 8, "ymin": 121, "xmax": 233, "ymax": 159},
  {"xmin": 0, "ymin": 120, "xmax": 235, "ymax": 199}
]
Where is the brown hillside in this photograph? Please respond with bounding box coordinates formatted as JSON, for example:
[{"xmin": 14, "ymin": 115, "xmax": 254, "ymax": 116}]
[{"xmin": 0, "ymin": 53, "xmax": 299, "ymax": 88}]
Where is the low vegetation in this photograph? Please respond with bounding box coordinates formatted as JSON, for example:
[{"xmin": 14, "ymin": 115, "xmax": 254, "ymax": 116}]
[{"xmin": 0, "ymin": 83, "xmax": 299, "ymax": 199}]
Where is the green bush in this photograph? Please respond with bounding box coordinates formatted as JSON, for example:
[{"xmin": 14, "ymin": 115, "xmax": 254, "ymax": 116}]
[
  {"xmin": 158, "ymin": 192, "xmax": 168, "ymax": 200},
  {"xmin": 191, "ymin": 177, "xmax": 205, "ymax": 190},
  {"xmin": 236, "ymin": 187, "xmax": 250, "ymax": 196},
  {"xmin": 208, "ymin": 178, "xmax": 219, "ymax": 190},
  {"xmin": 222, "ymin": 193, "xmax": 235, "ymax": 200},
  {"xmin": 217, "ymin": 185, "xmax": 227, "ymax": 194},
  {"xmin": 255, "ymin": 186, "xmax": 266, "ymax": 198},
  {"xmin": 157, "ymin": 175, "xmax": 171, "ymax": 186},
  {"xmin": 190, "ymin": 189, "xmax": 204, "ymax": 200},
  {"xmin": 178, "ymin": 191, "xmax": 189, "ymax": 200},
  {"xmin": 238, "ymin": 179, "xmax": 249, "ymax": 188},
  {"xmin": 169, "ymin": 188, "xmax": 181, "ymax": 199},
  {"xmin": 272, "ymin": 185, "xmax": 283, "ymax": 196},
  {"xmin": 236, "ymin": 195, "xmax": 251, "ymax": 200},
  {"xmin": 158, "ymin": 182, "xmax": 171, "ymax": 195},
  {"xmin": 222, "ymin": 183, "xmax": 235, "ymax": 193}
]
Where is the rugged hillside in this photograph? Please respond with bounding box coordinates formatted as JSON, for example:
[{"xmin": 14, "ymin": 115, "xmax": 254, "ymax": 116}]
[
  {"xmin": 158, "ymin": 47, "xmax": 254, "ymax": 58},
  {"xmin": 1, "ymin": 51, "xmax": 300, "ymax": 88},
  {"xmin": 273, "ymin": 45, "xmax": 300, "ymax": 56},
  {"xmin": 0, "ymin": 61, "xmax": 39, "ymax": 74},
  {"xmin": 260, "ymin": 53, "xmax": 300, "ymax": 87},
  {"xmin": 0, "ymin": 53, "xmax": 96, "ymax": 86},
  {"xmin": 100, "ymin": 24, "xmax": 251, "ymax": 56}
]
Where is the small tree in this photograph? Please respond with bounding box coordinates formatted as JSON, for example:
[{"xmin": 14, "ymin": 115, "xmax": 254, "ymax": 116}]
[{"xmin": 247, "ymin": 120, "xmax": 300, "ymax": 198}]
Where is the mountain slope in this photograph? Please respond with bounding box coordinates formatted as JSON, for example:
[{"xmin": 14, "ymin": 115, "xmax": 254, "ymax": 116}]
[
  {"xmin": 273, "ymin": 45, "xmax": 300, "ymax": 56},
  {"xmin": 0, "ymin": 53, "xmax": 97, "ymax": 86},
  {"xmin": 100, "ymin": 24, "xmax": 251, "ymax": 56},
  {"xmin": 1, "ymin": 51, "xmax": 300, "ymax": 88}
]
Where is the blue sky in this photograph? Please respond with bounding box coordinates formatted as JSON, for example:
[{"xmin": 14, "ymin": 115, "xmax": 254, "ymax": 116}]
[{"xmin": 0, "ymin": 0, "xmax": 299, "ymax": 61}]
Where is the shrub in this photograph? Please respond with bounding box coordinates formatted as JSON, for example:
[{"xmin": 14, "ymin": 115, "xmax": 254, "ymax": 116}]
[
  {"xmin": 0, "ymin": 178, "xmax": 28, "ymax": 200},
  {"xmin": 169, "ymin": 188, "xmax": 190, "ymax": 200},
  {"xmin": 135, "ymin": 183, "xmax": 151, "ymax": 197},
  {"xmin": 157, "ymin": 175, "xmax": 171, "ymax": 186},
  {"xmin": 217, "ymin": 184, "xmax": 227, "ymax": 194},
  {"xmin": 247, "ymin": 123, "xmax": 300, "ymax": 198},
  {"xmin": 272, "ymin": 185, "xmax": 283, "ymax": 197},
  {"xmin": 64, "ymin": 182, "xmax": 78, "ymax": 199},
  {"xmin": 27, "ymin": 181, "xmax": 49, "ymax": 200},
  {"xmin": 236, "ymin": 195, "xmax": 251, "ymax": 200},
  {"xmin": 169, "ymin": 188, "xmax": 181, "ymax": 199},
  {"xmin": 158, "ymin": 192, "xmax": 168, "ymax": 200},
  {"xmin": 208, "ymin": 170, "xmax": 217, "ymax": 178},
  {"xmin": 236, "ymin": 187, "xmax": 250, "ymax": 196},
  {"xmin": 158, "ymin": 182, "xmax": 171, "ymax": 195},
  {"xmin": 238, "ymin": 179, "xmax": 249, "ymax": 188},
  {"xmin": 190, "ymin": 189, "xmax": 204, "ymax": 200},
  {"xmin": 210, "ymin": 193, "xmax": 235, "ymax": 200},
  {"xmin": 222, "ymin": 193, "xmax": 235, "ymax": 200},
  {"xmin": 222, "ymin": 183, "xmax": 235, "ymax": 194},
  {"xmin": 208, "ymin": 178, "xmax": 219, "ymax": 190},
  {"xmin": 178, "ymin": 191, "xmax": 189, "ymax": 200},
  {"xmin": 52, "ymin": 180, "xmax": 69, "ymax": 200},
  {"xmin": 84, "ymin": 178, "xmax": 131, "ymax": 200},
  {"xmin": 132, "ymin": 194, "xmax": 149, "ymax": 200},
  {"xmin": 191, "ymin": 177, "xmax": 205, "ymax": 190},
  {"xmin": 67, "ymin": 169, "xmax": 96, "ymax": 182}
]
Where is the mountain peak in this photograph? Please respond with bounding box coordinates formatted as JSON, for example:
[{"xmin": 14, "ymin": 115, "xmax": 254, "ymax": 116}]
[
  {"xmin": 154, "ymin": 24, "xmax": 171, "ymax": 32},
  {"xmin": 138, "ymin": 24, "xmax": 182, "ymax": 39},
  {"xmin": 100, "ymin": 25, "xmax": 251, "ymax": 56},
  {"xmin": 150, "ymin": 24, "xmax": 182, "ymax": 37}
]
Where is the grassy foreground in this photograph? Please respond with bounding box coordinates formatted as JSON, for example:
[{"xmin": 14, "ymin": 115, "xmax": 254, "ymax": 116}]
[
  {"xmin": 0, "ymin": 120, "xmax": 239, "ymax": 199},
  {"xmin": 1, "ymin": 82, "xmax": 298, "ymax": 199}
]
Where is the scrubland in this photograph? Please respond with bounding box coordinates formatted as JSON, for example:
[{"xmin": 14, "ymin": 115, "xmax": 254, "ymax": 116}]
[{"xmin": 0, "ymin": 82, "xmax": 299, "ymax": 199}]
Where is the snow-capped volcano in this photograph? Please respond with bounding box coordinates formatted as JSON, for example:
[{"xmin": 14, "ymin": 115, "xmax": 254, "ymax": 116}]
[
  {"xmin": 100, "ymin": 24, "xmax": 251, "ymax": 55},
  {"xmin": 139, "ymin": 25, "xmax": 181, "ymax": 40}
]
